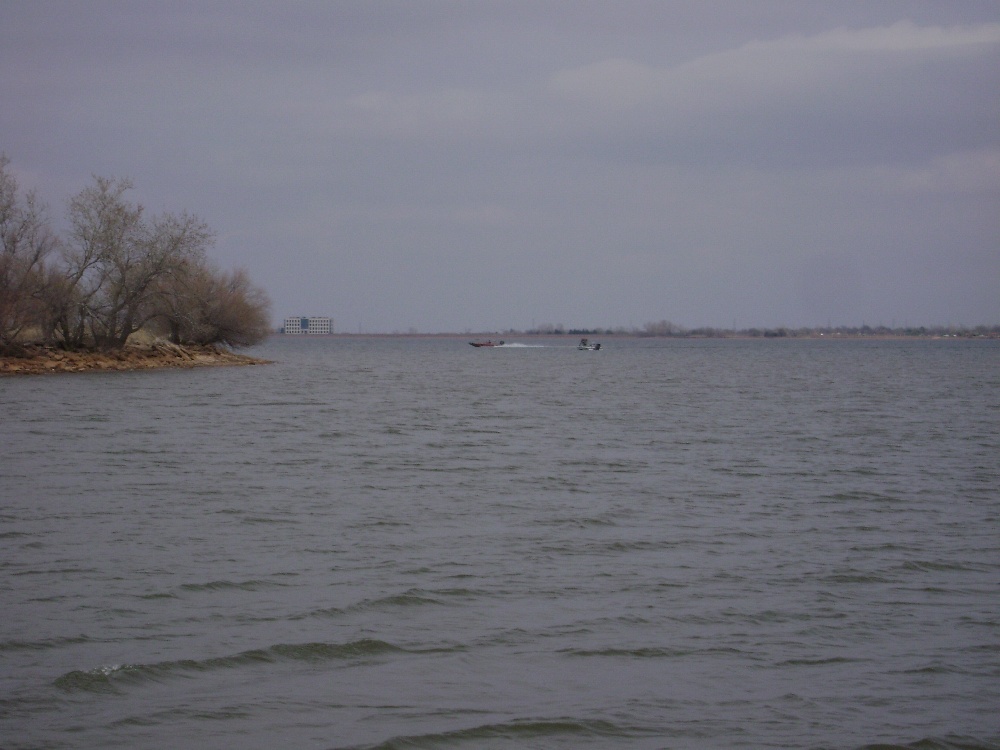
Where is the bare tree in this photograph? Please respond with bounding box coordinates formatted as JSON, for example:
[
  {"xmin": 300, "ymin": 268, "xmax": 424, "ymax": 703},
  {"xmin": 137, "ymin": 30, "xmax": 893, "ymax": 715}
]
[
  {"xmin": 61, "ymin": 176, "xmax": 212, "ymax": 349},
  {"xmin": 0, "ymin": 154, "xmax": 58, "ymax": 350},
  {"xmin": 1, "ymin": 160, "xmax": 270, "ymax": 352},
  {"xmin": 642, "ymin": 319, "xmax": 682, "ymax": 336},
  {"xmin": 199, "ymin": 266, "xmax": 272, "ymax": 347},
  {"xmin": 152, "ymin": 262, "xmax": 271, "ymax": 347}
]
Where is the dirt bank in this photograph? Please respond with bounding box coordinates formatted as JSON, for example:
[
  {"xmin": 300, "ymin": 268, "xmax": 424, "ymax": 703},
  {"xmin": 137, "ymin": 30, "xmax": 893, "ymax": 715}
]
[{"xmin": 0, "ymin": 341, "xmax": 271, "ymax": 375}]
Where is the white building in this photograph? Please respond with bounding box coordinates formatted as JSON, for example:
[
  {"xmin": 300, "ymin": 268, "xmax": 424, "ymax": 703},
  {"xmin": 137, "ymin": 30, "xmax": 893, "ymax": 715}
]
[{"xmin": 284, "ymin": 316, "xmax": 333, "ymax": 335}]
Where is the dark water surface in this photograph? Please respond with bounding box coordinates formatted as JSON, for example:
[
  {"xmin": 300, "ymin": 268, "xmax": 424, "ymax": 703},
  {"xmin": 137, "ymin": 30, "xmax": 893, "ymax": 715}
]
[{"xmin": 2, "ymin": 336, "xmax": 998, "ymax": 750}]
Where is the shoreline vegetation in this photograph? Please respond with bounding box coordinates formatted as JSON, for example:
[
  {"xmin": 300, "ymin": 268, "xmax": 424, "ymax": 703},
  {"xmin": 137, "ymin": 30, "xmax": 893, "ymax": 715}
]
[
  {"xmin": 559, "ymin": 322, "xmax": 1000, "ymax": 339},
  {"xmin": 2, "ymin": 156, "xmax": 272, "ymax": 367},
  {"xmin": 287, "ymin": 324, "xmax": 1000, "ymax": 340}
]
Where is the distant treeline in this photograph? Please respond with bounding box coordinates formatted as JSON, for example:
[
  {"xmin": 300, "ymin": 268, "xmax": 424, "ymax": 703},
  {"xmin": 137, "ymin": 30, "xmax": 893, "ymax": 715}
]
[
  {"xmin": 510, "ymin": 321, "xmax": 1000, "ymax": 339},
  {"xmin": 1, "ymin": 155, "xmax": 270, "ymax": 354}
]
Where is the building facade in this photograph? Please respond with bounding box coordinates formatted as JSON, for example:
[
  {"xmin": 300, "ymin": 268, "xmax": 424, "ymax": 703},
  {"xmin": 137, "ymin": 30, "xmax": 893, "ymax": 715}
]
[{"xmin": 284, "ymin": 316, "xmax": 333, "ymax": 335}]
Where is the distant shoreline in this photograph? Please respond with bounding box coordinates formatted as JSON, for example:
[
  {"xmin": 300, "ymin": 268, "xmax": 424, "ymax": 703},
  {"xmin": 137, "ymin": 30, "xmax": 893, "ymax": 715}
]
[
  {"xmin": 273, "ymin": 331, "xmax": 998, "ymax": 341},
  {"xmin": 5, "ymin": 332, "xmax": 992, "ymax": 376},
  {"xmin": 0, "ymin": 342, "xmax": 271, "ymax": 376}
]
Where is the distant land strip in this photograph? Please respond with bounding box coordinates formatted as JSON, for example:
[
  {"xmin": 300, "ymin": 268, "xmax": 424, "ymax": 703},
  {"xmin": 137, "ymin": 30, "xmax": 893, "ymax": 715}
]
[
  {"xmin": 291, "ymin": 325, "xmax": 999, "ymax": 339},
  {"xmin": 490, "ymin": 323, "xmax": 1000, "ymax": 338}
]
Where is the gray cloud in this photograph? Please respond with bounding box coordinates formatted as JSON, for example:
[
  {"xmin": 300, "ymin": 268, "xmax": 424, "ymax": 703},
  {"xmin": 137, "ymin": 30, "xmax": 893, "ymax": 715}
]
[{"xmin": 2, "ymin": 2, "xmax": 998, "ymax": 331}]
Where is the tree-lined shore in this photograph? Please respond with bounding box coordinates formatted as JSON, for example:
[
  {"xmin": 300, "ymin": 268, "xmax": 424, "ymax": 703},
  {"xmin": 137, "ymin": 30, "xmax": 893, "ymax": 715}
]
[
  {"xmin": 1, "ymin": 155, "xmax": 271, "ymax": 360},
  {"xmin": 508, "ymin": 322, "xmax": 1000, "ymax": 339}
]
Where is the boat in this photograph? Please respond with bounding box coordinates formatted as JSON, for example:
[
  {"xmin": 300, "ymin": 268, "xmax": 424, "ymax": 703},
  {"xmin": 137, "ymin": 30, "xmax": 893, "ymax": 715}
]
[
  {"xmin": 578, "ymin": 338, "xmax": 601, "ymax": 350},
  {"xmin": 469, "ymin": 340, "xmax": 504, "ymax": 347}
]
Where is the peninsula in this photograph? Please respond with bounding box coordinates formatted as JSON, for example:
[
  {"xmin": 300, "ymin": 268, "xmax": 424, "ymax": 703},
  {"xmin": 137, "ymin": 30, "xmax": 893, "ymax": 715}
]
[{"xmin": 0, "ymin": 341, "xmax": 270, "ymax": 376}]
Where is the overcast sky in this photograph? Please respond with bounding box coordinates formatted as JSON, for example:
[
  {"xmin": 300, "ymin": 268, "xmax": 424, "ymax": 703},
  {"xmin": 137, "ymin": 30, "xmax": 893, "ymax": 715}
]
[{"xmin": 2, "ymin": 1, "xmax": 998, "ymax": 332}]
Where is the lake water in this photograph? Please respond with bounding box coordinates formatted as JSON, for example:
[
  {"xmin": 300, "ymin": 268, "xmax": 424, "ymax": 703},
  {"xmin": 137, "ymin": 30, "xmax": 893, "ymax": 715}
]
[{"xmin": 2, "ymin": 336, "xmax": 998, "ymax": 750}]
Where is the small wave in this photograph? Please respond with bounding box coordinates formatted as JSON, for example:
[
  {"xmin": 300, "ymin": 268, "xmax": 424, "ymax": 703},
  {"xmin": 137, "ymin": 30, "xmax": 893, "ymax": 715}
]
[
  {"xmin": 12, "ymin": 566, "xmax": 100, "ymax": 577},
  {"xmin": 317, "ymin": 430, "xmax": 355, "ymax": 439},
  {"xmin": 0, "ymin": 634, "xmax": 90, "ymax": 652},
  {"xmin": 240, "ymin": 516, "xmax": 300, "ymax": 525},
  {"xmin": 539, "ymin": 516, "xmax": 618, "ymax": 529},
  {"xmin": 179, "ymin": 579, "xmax": 285, "ymax": 593},
  {"xmin": 245, "ymin": 400, "xmax": 326, "ymax": 407},
  {"xmin": 822, "ymin": 490, "xmax": 904, "ymax": 503},
  {"xmin": 54, "ymin": 639, "xmax": 405, "ymax": 693},
  {"xmin": 778, "ymin": 656, "xmax": 857, "ymax": 666},
  {"xmin": 288, "ymin": 605, "xmax": 345, "ymax": 621},
  {"xmin": 900, "ymin": 560, "xmax": 986, "ymax": 573},
  {"xmin": 111, "ymin": 706, "xmax": 252, "ymax": 726},
  {"xmin": 366, "ymin": 717, "xmax": 633, "ymax": 748},
  {"xmin": 559, "ymin": 646, "xmax": 687, "ymax": 658},
  {"xmin": 966, "ymin": 643, "xmax": 1000, "ymax": 654},
  {"xmin": 819, "ymin": 572, "xmax": 892, "ymax": 584},
  {"xmin": 54, "ymin": 663, "xmax": 150, "ymax": 694},
  {"xmin": 266, "ymin": 640, "xmax": 402, "ymax": 661},
  {"xmin": 855, "ymin": 735, "xmax": 1000, "ymax": 750},
  {"xmin": 600, "ymin": 539, "xmax": 672, "ymax": 553},
  {"xmin": 137, "ymin": 591, "xmax": 179, "ymax": 600},
  {"xmin": 348, "ymin": 591, "xmax": 447, "ymax": 611},
  {"xmin": 431, "ymin": 587, "xmax": 484, "ymax": 600}
]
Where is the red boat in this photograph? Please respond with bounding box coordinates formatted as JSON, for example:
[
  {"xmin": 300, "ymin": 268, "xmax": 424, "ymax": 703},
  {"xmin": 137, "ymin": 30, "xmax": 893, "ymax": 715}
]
[{"xmin": 469, "ymin": 340, "xmax": 504, "ymax": 347}]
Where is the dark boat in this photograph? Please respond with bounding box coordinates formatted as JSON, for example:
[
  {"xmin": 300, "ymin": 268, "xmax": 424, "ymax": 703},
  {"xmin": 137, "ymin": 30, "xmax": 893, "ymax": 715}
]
[{"xmin": 469, "ymin": 340, "xmax": 504, "ymax": 347}]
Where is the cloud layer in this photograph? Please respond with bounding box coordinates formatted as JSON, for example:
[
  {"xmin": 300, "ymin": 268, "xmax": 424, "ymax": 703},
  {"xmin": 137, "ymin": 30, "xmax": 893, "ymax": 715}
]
[{"xmin": 2, "ymin": 2, "xmax": 998, "ymax": 331}]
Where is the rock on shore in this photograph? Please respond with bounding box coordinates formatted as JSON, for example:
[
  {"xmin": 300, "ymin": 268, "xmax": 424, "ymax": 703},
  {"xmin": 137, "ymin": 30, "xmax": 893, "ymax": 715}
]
[{"xmin": 0, "ymin": 341, "xmax": 271, "ymax": 375}]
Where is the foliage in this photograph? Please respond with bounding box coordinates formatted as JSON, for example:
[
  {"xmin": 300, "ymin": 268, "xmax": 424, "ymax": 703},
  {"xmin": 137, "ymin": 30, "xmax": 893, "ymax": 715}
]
[
  {"xmin": 0, "ymin": 155, "xmax": 59, "ymax": 350},
  {"xmin": 0, "ymin": 155, "xmax": 271, "ymax": 351},
  {"xmin": 152, "ymin": 262, "xmax": 271, "ymax": 347}
]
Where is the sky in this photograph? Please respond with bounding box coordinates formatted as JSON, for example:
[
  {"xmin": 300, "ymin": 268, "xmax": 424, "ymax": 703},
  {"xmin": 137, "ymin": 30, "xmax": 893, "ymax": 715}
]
[{"xmin": 2, "ymin": 1, "xmax": 998, "ymax": 333}]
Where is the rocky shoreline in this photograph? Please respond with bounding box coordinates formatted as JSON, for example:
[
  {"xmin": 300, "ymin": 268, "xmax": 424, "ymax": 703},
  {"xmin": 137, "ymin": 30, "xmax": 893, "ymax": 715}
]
[{"xmin": 0, "ymin": 341, "xmax": 271, "ymax": 376}]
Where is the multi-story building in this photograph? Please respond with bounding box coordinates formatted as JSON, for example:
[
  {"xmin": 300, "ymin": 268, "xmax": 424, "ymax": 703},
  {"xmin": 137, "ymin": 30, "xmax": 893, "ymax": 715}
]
[{"xmin": 283, "ymin": 316, "xmax": 333, "ymax": 335}]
